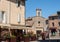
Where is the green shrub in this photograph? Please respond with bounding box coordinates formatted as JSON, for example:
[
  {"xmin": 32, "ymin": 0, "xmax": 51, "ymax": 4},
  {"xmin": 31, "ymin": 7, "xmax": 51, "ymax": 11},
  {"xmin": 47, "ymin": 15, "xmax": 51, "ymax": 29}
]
[
  {"xmin": 23, "ymin": 34, "xmax": 29, "ymax": 37},
  {"xmin": 3, "ymin": 33, "xmax": 10, "ymax": 39},
  {"xmin": 11, "ymin": 35, "xmax": 16, "ymax": 38}
]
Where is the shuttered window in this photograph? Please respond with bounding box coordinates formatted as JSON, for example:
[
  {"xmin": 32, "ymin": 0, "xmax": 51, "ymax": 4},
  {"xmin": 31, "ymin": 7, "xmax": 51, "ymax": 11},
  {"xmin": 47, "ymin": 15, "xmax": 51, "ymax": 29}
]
[
  {"xmin": 2, "ymin": 13, "xmax": 7, "ymax": 23},
  {"xmin": 17, "ymin": 14, "xmax": 20, "ymax": 23},
  {"xmin": 0, "ymin": 11, "xmax": 3, "ymax": 23},
  {"xmin": 0, "ymin": 11, "xmax": 7, "ymax": 23}
]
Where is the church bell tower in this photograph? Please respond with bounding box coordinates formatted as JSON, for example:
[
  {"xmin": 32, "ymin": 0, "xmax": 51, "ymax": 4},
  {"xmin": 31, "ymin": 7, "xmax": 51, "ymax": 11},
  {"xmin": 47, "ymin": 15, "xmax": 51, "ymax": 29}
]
[{"xmin": 36, "ymin": 8, "xmax": 42, "ymax": 16}]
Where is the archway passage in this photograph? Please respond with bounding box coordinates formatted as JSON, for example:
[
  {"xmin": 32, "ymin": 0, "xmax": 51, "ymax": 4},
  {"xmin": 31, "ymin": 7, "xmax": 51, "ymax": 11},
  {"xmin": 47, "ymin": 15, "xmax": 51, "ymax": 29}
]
[{"xmin": 50, "ymin": 28, "xmax": 57, "ymax": 36}]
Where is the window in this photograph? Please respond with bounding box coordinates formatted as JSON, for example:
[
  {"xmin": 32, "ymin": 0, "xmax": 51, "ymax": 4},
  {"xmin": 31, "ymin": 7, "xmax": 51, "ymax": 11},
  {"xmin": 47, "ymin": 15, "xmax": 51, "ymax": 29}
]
[
  {"xmin": 49, "ymin": 16, "xmax": 58, "ymax": 20},
  {"xmin": 0, "ymin": 11, "xmax": 2, "ymax": 23},
  {"xmin": 46, "ymin": 20, "xmax": 48, "ymax": 24},
  {"xmin": 0, "ymin": 11, "xmax": 7, "ymax": 23},
  {"xmin": 52, "ymin": 22, "xmax": 54, "ymax": 26},
  {"xmin": 38, "ymin": 21, "xmax": 40, "ymax": 24},
  {"xmin": 16, "ymin": 0, "xmax": 21, "ymax": 7},
  {"xmin": 52, "ymin": 17, "xmax": 54, "ymax": 20},
  {"xmin": 3, "ymin": 13, "xmax": 7, "ymax": 23},
  {"xmin": 38, "ymin": 12, "xmax": 40, "ymax": 16},
  {"xmin": 17, "ymin": 14, "xmax": 20, "ymax": 23},
  {"xmin": 18, "ymin": 1, "xmax": 20, "ymax": 7},
  {"xmin": 57, "ymin": 11, "xmax": 60, "ymax": 15},
  {"xmin": 38, "ymin": 21, "xmax": 40, "ymax": 26},
  {"xmin": 2, "ymin": 11, "xmax": 4, "ymax": 20},
  {"xmin": 49, "ymin": 17, "xmax": 52, "ymax": 20},
  {"xmin": 58, "ymin": 16, "xmax": 60, "ymax": 19},
  {"xmin": 58, "ymin": 22, "xmax": 60, "ymax": 26},
  {"xmin": 0, "ymin": 11, "xmax": 4, "ymax": 23}
]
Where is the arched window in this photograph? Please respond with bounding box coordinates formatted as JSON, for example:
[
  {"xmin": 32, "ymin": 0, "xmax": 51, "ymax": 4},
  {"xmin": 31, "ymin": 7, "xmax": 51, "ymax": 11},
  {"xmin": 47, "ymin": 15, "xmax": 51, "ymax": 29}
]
[
  {"xmin": 52, "ymin": 22, "xmax": 54, "ymax": 26},
  {"xmin": 38, "ymin": 12, "xmax": 40, "ymax": 16}
]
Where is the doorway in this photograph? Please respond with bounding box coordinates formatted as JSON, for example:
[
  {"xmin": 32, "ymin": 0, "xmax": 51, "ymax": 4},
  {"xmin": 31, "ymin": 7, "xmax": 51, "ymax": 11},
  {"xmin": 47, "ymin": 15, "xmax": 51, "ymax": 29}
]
[{"xmin": 36, "ymin": 30, "xmax": 42, "ymax": 37}]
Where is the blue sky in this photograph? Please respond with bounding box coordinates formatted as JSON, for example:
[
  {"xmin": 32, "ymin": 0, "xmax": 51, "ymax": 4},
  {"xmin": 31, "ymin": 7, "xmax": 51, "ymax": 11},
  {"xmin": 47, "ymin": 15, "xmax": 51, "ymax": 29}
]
[{"xmin": 25, "ymin": 0, "xmax": 60, "ymax": 18}]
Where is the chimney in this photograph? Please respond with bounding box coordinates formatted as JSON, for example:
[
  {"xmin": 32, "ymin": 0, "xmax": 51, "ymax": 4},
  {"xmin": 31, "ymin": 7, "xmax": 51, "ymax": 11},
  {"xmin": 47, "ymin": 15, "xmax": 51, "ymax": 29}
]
[{"xmin": 36, "ymin": 8, "xmax": 42, "ymax": 16}]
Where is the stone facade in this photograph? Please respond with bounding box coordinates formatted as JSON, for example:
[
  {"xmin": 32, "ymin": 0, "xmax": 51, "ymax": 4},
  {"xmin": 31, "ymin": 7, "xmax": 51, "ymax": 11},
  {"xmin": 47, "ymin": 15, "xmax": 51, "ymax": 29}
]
[
  {"xmin": 48, "ymin": 11, "xmax": 60, "ymax": 39},
  {"xmin": 26, "ymin": 9, "xmax": 48, "ymax": 34},
  {"xmin": 0, "ymin": 0, "xmax": 26, "ymax": 38},
  {"xmin": 48, "ymin": 12, "xmax": 60, "ymax": 30},
  {"xmin": 0, "ymin": 0, "xmax": 25, "ymax": 25}
]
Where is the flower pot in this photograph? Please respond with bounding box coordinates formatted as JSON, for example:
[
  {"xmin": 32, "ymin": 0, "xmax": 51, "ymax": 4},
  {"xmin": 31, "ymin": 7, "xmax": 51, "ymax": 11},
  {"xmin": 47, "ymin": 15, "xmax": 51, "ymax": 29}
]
[
  {"xmin": 5, "ymin": 38, "xmax": 10, "ymax": 42},
  {"xmin": 30, "ymin": 36, "xmax": 37, "ymax": 41},
  {"xmin": 20, "ymin": 36, "xmax": 23, "ymax": 41},
  {"xmin": 5, "ymin": 40, "xmax": 9, "ymax": 42},
  {"xmin": 24, "ymin": 37, "xmax": 30, "ymax": 42},
  {"xmin": 10, "ymin": 38, "xmax": 16, "ymax": 42}
]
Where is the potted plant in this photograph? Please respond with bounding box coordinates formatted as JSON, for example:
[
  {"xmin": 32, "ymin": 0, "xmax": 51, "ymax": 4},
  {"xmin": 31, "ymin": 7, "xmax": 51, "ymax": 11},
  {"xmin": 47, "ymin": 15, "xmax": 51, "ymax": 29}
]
[
  {"xmin": 23, "ymin": 34, "xmax": 30, "ymax": 42},
  {"xmin": 2, "ymin": 33, "xmax": 10, "ymax": 42},
  {"xmin": 30, "ymin": 34, "xmax": 37, "ymax": 41},
  {"xmin": 10, "ymin": 35, "xmax": 16, "ymax": 42},
  {"xmin": 27, "ymin": 31, "xmax": 37, "ymax": 41}
]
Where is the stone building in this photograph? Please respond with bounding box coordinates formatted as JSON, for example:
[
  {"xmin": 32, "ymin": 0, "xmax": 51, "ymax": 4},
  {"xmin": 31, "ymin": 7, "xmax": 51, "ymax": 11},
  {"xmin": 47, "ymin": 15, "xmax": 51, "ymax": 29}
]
[
  {"xmin": 26, "ymin": 9, "xmax": 48, "ymax": 36},
  {"xmin": 48, "ymin": 11, "xmax": 60, "ymax": 39},
  {"xmin": 48, "ymin": 11, "xmax": 60, "ymax": 33},
  {"xmin": 0, "ymin": 0, "xmax": 28, "ymax": 38}
]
